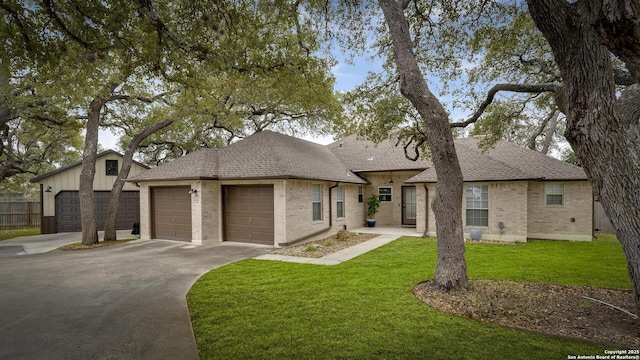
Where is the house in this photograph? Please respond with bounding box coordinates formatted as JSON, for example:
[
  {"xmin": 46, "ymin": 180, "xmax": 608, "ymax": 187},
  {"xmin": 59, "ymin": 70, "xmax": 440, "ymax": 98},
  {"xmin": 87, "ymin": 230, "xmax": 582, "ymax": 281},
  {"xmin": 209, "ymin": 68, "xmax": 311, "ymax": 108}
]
[
  {"xmin": 127, "ymin": 131, "xmax": 592, "ymax": 245},
  {"xmin": 30, "ymin": 150, "xmax": 149, "ymax": 234}
]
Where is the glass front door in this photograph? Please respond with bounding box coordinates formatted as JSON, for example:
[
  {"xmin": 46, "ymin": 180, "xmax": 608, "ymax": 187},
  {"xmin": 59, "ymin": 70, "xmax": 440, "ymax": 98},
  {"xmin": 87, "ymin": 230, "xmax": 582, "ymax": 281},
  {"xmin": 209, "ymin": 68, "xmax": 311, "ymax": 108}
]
[{"xmin": 402, "ymin": 186, "xmax": 416, "ymax": 226}]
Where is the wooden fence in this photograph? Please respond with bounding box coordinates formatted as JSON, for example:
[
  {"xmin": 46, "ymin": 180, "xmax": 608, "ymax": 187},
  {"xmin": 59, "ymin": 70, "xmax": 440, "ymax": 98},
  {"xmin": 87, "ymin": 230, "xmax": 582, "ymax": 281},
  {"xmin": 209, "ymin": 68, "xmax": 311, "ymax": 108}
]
[{"xmin": 0, "ymin": 197, "xmax": 40, "ymax": 229}]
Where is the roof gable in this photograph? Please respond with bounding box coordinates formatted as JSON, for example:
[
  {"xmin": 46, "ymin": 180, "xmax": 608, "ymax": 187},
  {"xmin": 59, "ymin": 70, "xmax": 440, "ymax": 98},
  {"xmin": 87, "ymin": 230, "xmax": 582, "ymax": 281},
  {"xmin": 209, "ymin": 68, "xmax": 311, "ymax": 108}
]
[
  {"xmin": 30, "ymin": 150, "xmax": 150, "ymax": 183},
  {"xmin": 128, "ymin": 131, "xmax": 367, "ymax": 184},
  {"xmin": 327, "ymin": 135, "xmax": 431, "ymax": 172}
]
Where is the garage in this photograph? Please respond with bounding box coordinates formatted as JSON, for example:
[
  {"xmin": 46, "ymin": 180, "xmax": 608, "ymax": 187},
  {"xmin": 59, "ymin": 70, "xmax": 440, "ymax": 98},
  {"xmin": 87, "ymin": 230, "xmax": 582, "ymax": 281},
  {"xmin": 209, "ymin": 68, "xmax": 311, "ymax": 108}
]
[
  {"xmin": 55, "ymin": 191, "xmax": 140, "ymax": 233},
  {"xmin": 223, "ymin": 185, "xmax": 274, "ymax": 245},
  {"xmin": 151, "ymin": 186, "xmax": 192, "ymax": 241}
]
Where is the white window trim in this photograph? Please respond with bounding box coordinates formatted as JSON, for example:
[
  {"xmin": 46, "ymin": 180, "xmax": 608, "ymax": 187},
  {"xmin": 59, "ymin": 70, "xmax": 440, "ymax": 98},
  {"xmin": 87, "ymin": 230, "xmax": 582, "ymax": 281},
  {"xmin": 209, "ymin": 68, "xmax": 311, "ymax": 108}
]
[
  {"xmin": 336, "ymin": 186, "xmax": 345, "ymax": 218},
  {"xmin": 465, "ymin": 184, "xmax": 489, "ymax": 227},
  {"xmin": 312, "ymin": 184, "xmax": 323, "ymax": 221},
  {"xmin": 378, "ymin": 186, "xmax": 393, "ymax": 202},
  {"xmin": 545, "ymin": 183, "xmax": 564, "ymax": 206}
]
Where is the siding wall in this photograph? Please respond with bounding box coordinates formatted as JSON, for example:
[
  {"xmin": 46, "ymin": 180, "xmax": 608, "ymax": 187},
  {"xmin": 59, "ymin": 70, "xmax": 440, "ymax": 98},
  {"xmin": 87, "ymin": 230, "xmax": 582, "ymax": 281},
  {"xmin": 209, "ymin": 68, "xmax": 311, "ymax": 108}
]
[{"xmin": 38, "ymin": 154, "xmax": 147, "ymax": 217}]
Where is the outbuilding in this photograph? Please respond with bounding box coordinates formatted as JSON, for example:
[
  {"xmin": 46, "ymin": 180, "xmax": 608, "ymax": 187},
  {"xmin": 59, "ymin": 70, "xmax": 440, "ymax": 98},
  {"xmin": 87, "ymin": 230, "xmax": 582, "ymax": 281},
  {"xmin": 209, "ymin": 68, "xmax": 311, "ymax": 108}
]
[{"xmin": 30, "ymin": 150, "xmax": 149, "ymax": 234}]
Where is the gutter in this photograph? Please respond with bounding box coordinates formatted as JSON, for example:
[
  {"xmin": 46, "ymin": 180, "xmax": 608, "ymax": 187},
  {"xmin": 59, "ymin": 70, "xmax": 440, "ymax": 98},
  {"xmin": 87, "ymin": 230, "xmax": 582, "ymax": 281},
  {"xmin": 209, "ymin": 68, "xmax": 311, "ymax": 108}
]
[
  {"xmin": 277, "ymin": 182, "xmax": 340, "ymax": 247},
  {"xmin": 422, "ymin": 184, "xmax": 429, "ymax": 238}
]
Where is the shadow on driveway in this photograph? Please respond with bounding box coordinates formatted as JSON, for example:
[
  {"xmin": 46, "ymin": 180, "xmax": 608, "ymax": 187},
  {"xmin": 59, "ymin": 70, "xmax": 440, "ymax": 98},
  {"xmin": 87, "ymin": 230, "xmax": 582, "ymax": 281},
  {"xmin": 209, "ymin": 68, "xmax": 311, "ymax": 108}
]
[{"xmin": 0, "ymin": 239, "xmax": 272, "ymax": 360}]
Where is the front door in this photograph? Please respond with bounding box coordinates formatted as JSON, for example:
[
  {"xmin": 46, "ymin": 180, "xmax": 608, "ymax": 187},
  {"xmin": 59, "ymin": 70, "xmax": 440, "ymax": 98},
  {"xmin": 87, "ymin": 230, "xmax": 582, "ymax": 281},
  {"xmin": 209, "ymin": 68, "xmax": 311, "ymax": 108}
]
[{"xmin": 402, "ymin": 186, "xmax": 416, "ymax": 226}]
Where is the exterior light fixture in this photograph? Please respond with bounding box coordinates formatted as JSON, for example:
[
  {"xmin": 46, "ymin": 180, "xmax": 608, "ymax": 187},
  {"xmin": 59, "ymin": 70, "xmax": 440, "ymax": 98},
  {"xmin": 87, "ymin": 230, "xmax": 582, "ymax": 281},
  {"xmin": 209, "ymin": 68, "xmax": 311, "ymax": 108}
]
[
  {"xmin": 45, "ymin": 186, "xmax": 52, "ymax": 193},
  {"xmin": 188, "ymin": 188, "xmax": 198, "ymax": 194}
]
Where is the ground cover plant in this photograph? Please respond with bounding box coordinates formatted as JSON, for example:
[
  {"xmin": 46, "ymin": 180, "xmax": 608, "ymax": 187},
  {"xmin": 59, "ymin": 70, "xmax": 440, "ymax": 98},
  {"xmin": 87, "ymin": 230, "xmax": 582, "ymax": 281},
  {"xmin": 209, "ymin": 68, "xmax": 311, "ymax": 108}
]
[
  {"xmin": 0, "ymin": 227, "xmax": 40, "ymax": 241},
  {"xmin": 188, "ymin": 235, "xmax": 632, "ymax": 359}
]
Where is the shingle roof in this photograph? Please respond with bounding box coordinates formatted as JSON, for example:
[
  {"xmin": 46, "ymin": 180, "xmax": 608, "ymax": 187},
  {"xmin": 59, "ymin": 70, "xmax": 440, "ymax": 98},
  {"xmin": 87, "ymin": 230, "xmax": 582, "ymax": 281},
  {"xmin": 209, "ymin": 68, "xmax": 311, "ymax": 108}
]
[
  {"xmin": 128, "ymin": 132, "xmax": 585, "ymax": 184},
  {"xmin": 31, "ymin": 150, "xmax": 150, "ymax": 183},
  {"xmin": 327, "ymin": 135, "xmax": 431, "ymax": 172},
  {"xmin": 406, "ymin": 137, "xmax": 586, "ymax": 183},
  {"xmin": 127, "ymin": 131, "xmax": 367, "ymax": 184}
]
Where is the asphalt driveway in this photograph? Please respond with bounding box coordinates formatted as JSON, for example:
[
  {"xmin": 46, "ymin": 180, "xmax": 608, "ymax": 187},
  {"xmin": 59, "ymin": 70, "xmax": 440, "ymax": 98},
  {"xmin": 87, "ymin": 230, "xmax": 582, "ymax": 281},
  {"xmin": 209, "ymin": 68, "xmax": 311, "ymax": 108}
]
[{"xmin": 0, "ymin": 237, "xmax": 272, "ymax": 360}]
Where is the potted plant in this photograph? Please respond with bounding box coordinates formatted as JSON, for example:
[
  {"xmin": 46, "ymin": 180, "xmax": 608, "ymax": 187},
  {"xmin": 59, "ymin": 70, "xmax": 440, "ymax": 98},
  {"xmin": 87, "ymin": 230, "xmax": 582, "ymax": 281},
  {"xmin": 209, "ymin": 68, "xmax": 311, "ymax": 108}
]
[{"xmin": 366, "ymin": 194, "xmax": 380, "ymax": 227}]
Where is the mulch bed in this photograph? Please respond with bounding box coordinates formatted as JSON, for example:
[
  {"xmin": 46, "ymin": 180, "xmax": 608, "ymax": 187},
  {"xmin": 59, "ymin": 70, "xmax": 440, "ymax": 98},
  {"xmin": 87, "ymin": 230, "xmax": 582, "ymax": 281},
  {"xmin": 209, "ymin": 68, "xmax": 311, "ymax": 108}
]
[
  {"xmin": 271, "ymin": 231, "xmax": 378, "ymax": 258},
  {"xmin": 414, "ymin": 279, "xmax": 639, "ymax": 348}
]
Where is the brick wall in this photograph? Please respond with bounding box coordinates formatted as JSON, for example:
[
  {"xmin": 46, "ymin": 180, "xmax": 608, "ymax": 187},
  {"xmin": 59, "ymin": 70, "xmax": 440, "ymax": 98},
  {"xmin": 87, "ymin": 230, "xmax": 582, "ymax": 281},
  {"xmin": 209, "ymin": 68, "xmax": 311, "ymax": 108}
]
[
  {"xmin": 420, "ymin": 180, "xmax": 592, "ymax": 242},
  {"xmin": 527, "ymin": 181, "xmax": 592, "ymax": 241},
  {"xmin": 463, "ymin": 182, "xmax": 528, "ymax": 242},
  {"xmin": 284, "ymin": 181, "xmax": 366, "ymax": 244},
  {"xmin": 358, "ymin": 171, "xmax": 422, "ymax": 226}
]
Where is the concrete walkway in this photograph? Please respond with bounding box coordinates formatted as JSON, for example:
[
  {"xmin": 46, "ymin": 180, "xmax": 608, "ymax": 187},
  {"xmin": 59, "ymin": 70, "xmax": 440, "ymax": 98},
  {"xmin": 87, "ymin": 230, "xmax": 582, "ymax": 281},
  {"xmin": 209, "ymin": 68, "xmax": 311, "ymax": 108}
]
[{"xmin": 255, "ymin": 226, "xmax": 420, "ymax": 265}]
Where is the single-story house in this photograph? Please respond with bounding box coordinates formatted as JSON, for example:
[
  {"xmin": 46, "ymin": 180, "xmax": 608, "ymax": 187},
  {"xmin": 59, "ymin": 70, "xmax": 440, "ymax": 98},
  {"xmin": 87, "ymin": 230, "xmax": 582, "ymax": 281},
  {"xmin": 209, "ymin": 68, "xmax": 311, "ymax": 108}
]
[
  {"xmin": 30, "ymin": 150, "xmax": 149, "ymax": 234},
  {"xmin": 127, "ymin": 130, "xmax": 592, "ymax": 246}
]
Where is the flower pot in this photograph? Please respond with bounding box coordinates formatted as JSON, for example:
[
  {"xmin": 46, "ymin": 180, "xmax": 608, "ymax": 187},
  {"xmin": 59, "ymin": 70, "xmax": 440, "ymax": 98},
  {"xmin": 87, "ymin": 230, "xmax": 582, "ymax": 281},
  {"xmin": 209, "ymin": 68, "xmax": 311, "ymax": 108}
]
[{"xmin": 366, "ymin": 219, "xmax": 376, "ymax": 227}]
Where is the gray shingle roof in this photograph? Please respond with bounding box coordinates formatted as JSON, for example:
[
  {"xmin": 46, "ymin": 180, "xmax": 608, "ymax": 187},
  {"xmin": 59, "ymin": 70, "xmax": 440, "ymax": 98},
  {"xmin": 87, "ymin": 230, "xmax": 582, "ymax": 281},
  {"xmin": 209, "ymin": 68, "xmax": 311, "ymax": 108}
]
[
  {"xmin": 127, "ymin": 131, "xmax": 367, "ymax": 184},
  {"xmin": 327, "ymin": 135, "xmax": 431, "ymax": 172},
  {"xmin": 128, "ymin": 132, "xmax": 585, "ymax": 184},
  {"xmin": 406, "ymin": 137, "xmax": 586, "ymax": 183}
]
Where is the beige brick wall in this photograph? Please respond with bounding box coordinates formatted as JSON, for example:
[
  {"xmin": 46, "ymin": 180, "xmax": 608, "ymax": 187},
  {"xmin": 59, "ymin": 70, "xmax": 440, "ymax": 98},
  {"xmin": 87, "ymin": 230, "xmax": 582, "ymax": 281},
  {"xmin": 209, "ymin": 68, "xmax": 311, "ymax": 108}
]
[
  {"xmin": 284, "ymin": 181, "xmax": 366, "ymax": 244},
  {"xmin": 420, "ymin": 180, "xmax": 592, "ymax": 242},
  {"xmin": 527, "ymin": 181, "xmax": 592, "ymax": 241},
  {"xmin": 358, "ymin": 171, "xmax": 422, "ymax": 226},
  {"xmin": 463, "ymin": 182, "xmax": 528, "ymax": 242}
]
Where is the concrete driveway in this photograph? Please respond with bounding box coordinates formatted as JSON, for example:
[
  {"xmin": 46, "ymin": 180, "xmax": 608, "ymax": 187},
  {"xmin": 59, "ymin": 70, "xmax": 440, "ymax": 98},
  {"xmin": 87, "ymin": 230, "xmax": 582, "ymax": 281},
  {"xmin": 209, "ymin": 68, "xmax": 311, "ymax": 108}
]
[{"xmin": 0, "ymin": 236, "xmax": 273, "ymax": 360}]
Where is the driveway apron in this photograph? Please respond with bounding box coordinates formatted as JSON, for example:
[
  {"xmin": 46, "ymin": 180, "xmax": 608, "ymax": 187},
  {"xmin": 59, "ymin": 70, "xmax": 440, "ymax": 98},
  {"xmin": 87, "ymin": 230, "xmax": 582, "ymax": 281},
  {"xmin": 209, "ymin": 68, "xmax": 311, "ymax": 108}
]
[{"xmin": 0, "ymin": 239, "xmax": 272, "ymax": 360}]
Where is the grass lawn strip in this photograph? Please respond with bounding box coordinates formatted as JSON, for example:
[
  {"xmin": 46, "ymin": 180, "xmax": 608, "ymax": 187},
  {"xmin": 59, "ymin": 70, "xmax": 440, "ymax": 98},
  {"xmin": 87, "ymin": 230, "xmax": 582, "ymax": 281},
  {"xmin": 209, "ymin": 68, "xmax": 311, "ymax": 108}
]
[
  {"xmin": 189, "ymin": 234, "xmax": 632, "ymax": 359},
  {"xmin": 0, "ymin": 227, "xmax": 40, "ymax": 241}
]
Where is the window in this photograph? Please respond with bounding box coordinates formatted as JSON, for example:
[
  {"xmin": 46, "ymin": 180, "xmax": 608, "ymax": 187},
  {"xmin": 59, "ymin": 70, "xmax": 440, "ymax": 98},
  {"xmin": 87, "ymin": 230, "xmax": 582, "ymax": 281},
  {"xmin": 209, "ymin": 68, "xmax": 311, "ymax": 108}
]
[
  {"xmin": 379, "ymin": 187, "xmax": 392, "ymax": 202},
  {"xmin": 546, "ymin": 184, "xmax": 564, "ymax": 205},
  {"xmin": 312, "ymin": 184, "xmax": 323, "ymax": 221},
  {"xmin": 466, "ymin": 185, "xmax": 488, "ymax": 227},
  {"xmin": 105, "ymin": 159, "xmax": 119, "ymax": 176},
  {"xmin": 336, "ymin": 186, "xmax": 344, "ymax": 218},
  {"xmin": 358, "ymin": 186, "xmax": 363, "ymax": 203}
]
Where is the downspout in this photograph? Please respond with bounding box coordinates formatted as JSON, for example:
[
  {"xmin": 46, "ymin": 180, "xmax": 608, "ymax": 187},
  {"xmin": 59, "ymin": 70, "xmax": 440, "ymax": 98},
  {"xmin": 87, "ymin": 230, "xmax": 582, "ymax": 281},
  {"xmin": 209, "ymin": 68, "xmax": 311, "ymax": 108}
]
[
  {"xmin": 277, "ymin": 182, "xmax": 339, "ymax": 247},
  {"xmin": 422, "ymin": 184, "xmax": 429, "ymax": 238}
]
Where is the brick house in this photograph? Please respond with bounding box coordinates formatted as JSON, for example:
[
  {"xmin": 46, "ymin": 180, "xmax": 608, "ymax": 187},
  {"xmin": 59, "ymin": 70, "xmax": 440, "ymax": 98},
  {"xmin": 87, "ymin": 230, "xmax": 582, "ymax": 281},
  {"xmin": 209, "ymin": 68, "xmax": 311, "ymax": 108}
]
[{"xmin": 127, "ymin": 131, "xmax": 592, "ymax": 245}]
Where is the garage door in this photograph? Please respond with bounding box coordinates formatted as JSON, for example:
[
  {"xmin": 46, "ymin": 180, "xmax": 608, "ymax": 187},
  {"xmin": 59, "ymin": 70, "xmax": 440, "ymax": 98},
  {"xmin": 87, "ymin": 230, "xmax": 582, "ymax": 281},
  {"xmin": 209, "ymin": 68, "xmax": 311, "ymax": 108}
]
[
  {"xmin": 55, "ymin": 191, "xmax": 140, "ymax": 233},
  {"xmin": 223, "ymin": 185, "xmax": 274, "ymax": 245},
  {"xmin": 151, "ymin": 186, "xmax": 192, "ymax": 241}
]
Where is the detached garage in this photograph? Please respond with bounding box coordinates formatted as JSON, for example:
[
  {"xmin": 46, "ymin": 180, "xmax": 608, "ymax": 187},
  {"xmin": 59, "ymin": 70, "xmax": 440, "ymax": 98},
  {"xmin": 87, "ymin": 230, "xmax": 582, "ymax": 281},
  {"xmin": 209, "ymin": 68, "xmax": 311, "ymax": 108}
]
[{"xmin": 30, "ymin": 150, "xmax": 149, "ymax": 234}]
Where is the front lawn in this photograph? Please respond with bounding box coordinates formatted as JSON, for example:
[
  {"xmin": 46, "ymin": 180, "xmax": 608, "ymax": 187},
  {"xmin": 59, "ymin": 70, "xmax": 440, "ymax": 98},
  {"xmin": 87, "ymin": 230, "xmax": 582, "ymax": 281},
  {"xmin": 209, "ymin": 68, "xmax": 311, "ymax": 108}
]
[
  {"xmin": 188, "ymin": 235, "xmax": 631, "ymax": 359},
  {"xmin": 0, "ymin": 227, "xmax": 40, "ymax": 241}
]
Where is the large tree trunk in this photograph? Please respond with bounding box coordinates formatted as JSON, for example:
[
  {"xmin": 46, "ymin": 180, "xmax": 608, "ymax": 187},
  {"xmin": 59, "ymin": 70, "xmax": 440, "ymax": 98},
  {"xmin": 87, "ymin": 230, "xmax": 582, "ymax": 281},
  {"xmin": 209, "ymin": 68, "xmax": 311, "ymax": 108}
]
[
  {"xmin": 103, "ymin": 119, "xmax": 173, "ymax": 241},
  {"xmin": 79, "ymin": 97, "xmax": 103, "ymax": 245},
  {"xmin": 528, "ymin": 0, "xmax": 640, "ymax": 313},
  {"xmin": 379, "ymin": 0, "xmax": 468, "ymax": 290}
]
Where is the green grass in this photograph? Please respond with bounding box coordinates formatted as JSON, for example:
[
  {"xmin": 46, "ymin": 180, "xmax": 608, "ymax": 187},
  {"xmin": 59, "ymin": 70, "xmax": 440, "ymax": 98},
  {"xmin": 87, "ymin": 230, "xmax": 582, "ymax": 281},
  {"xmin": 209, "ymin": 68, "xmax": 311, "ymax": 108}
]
[
  {"xmin": 0, "ymin": 227, "xmax": 40, "ymax": 241},
  {"xmin": 188, "ymin": 235, "xmax": 631, "ymax": 360}
]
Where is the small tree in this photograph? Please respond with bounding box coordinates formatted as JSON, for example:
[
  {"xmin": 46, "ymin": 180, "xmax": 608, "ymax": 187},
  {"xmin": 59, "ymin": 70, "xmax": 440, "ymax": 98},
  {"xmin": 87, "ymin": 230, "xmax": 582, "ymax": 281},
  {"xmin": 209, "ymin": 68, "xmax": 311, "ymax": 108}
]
[{"xmin": 367, "ymin": 194, "xmax": 380, "ymax": 218}]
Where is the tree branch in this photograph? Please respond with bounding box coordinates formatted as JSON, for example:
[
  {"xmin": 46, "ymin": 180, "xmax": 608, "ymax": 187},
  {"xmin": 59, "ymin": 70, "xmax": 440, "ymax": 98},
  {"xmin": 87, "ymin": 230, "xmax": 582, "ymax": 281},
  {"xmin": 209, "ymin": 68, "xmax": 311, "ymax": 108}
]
[{"xmin": 450, "ymin": 83, "xmax": 560, "ymax": 128}]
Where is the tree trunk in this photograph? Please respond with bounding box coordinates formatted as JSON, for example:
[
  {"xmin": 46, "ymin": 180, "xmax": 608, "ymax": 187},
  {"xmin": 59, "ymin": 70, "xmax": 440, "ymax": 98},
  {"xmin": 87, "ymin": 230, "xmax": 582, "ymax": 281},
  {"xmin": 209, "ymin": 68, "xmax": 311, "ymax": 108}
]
[
  {"xmin": 79, "ymin": 97, "xmax": 103, "ymax": 245},
  {"xmin": 528, "ymin": 0, "xmax": 640, "ymax": 312},
  {"xmin": 103, "ymin": 119, "xmax": 173, "ymax": 241},
  {"xmin": 540, "ymin": 111, "xmax": 559, "ymax": 155},
  {"xmin": 379, "ymin": 0, "xmax": 468, "ymax": 290}
]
